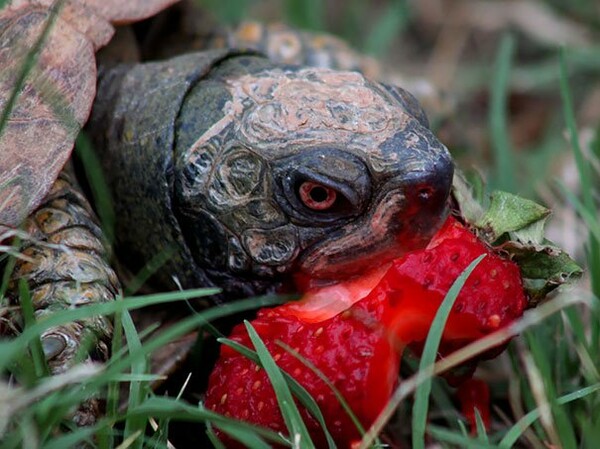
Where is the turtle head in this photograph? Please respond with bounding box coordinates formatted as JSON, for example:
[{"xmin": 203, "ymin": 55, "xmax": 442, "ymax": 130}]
[
  {"xmin": 90, "ymin": 52, "xmax": 451, "ymax": 298},
  {"xmin": 173, "ymin": 56, "xmax": 453, "ymax": 293}
]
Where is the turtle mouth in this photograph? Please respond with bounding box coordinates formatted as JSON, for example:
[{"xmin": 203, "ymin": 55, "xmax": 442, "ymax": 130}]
[
  {"xmin": 295, "ymin": 207, "xmax": 449, "ymax": 289},
  {"xmin": 295, "ymin": 161, "xmax": 453, "ymax": 286}
]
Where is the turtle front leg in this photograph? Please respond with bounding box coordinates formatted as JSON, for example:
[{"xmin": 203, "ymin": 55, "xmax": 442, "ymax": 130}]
[{"xmin": 4, "ymin": 168, "xmax": 118, "ymax": 423}]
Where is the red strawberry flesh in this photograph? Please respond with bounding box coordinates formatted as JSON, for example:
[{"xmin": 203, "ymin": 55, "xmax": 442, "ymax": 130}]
[
  {"xmin": 204, "ymin": 216, "xmax": 527, "ymax": 446},
  {"xmin": 456, "ymin": 378, "xmax": 492, "ymax": 432},
  {"xmin": 205, "ymin": 304, "xmax": 400, "ymax": 447}
]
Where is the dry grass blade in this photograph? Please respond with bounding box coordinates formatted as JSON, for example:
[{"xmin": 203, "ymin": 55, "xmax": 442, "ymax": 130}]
[
  {"xmin": 517, "ymin": 339, "xmax": 560, "ymax": 446},
  {"xmin": 0, "ymin": 227, "xmax": 77, "ymax": 262},
  {"xmin": 149, "ymin": 417, "xmax": 176, "ymax": 449},
  {"xmin": 0, "ymin": 363, "xmax": 102, "ymax": 437}
]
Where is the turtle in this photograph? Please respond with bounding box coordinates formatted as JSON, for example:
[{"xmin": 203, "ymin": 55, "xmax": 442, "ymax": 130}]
[{"xmin": 0, "ymin": 0, "xmax": 453, "ymax": 432}]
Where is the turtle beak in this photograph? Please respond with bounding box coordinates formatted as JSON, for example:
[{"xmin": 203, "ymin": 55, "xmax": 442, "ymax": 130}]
[
  {"xmin": 298, "ymin": 126, "xmax": 453, "ymax": 280},
  {"xmin": 386, "ymin": 146, "xmax": 455, "ymax": 248}
]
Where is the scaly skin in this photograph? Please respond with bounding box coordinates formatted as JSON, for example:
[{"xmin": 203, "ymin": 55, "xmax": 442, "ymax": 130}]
[
  {"xmin": 88, "ymin": 52, "xmax": 453, "ymax": 300},
  {"xmin": 5, "ymin": 169, "xmax": 117, "ymax": 375},
  {"xmin": 3, "ymin": 169, "xmax": 118, "ymax": 425},
  {"xmin": 2, "ymin": 4, "xmax": 453, "ymax": 432}
]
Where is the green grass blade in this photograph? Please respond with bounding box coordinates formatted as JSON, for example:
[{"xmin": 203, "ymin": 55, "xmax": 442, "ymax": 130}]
[
  {"xmin": 277, "ymin": 341, "xmax": 364, "ymax": 443},
  {"xmin": 211, "ymin": 421, "xmax": 273, "ymax": 449},
  {"xmin": 558, "ymin": 49, "xmax": 600, "ymax": 300},
  {"xmin": 7, "ymin": 300, "xmax": 275, "ymax": 432},
  {"xmin": 559, "ymin": 49, "xmax": 597, "ymax": 224},
  {"xmin": 283, "ymin": 0, "xmax": 325, "ymax": 31},
  {"xmin": 557, "ymin": 183, "xmax": 600, "ymax": 248},
  {"xmin": 218, "ymin": 338, "xmax": 337, "ymax": 449},
  {"xmin": 431, "ymin": 378, "xmax": 460, "ymax": 430},
  {"xmin": 244, "ymin": 320, "xmax": 316, "ymax": 449},
  {"xmin": 0, "ymin": 241, "xmax": 19, "ymax": 298},
  {"xmin": 474, "ymin": 409, "xmax": 489, "ymax": 442},
  {"xmin": 562, "ymin": 307, "xmax": 600, "ymax": 382},
  {"xmin": 108, "ymin": 321, "xmax": 160, "ymax": 368},
  {"xmin": 99, "ymin": 298, "xmax": 124, "ymax": 449},
  {"xmin": 75, "ymin": 133, "xmax": 116, "ymax": 244},
  {"xmin": 115, "ymin": 430, "xmax": 142, "ymax": 449},
  {"xmin": 123, "ymin": 247, "xmax": 176, "ymax": 295},
  {"xmin": 0, "ymin": 288, "xmax": 220, "ymax": 371},
  {"xmin": 524, "ymin": 331, "xmax": 577, "ymax": 449},
  {"xmin": 1, "ymin": 293, "xmax": 280, "ymax": 416},
  {"xmin": 489, "ymin": 33, "xmax": 516, "ymax": 192},
  {"xmin": 127, "ymin": 396, "xmax": 287, "ymax": 445},
  {"xmin": 499, "ymin": 383, "xmax": 600, "ymax": 448},
  {"xmin": 109, "ymin": 374, "xmax": 163, "ymax": 382},
  {"xmin": 108, "ymin": 305, "xmax": 124, "ymax": 392},
  {"xmin": 403, "ymin": 356, "xmax": 464, "ymax": 431},
  {"xmin": 457, "ymin": 419, "xmax": 469, "ymax": 437},
  {"xmin": 363, "ymin": 0, "xmax": 409, "ymax": 57},
  {"xmin": 412, "ymin": 254, "xmax": 486, "ymax": 449},
  {"xmin": 339, "ymin": 0, "xmax": 366, "ymax": 48},
  {"xmin": 95, "ymin": 297, "xmax": 283, "ymax": 391},
  {"xmin": 121, "ymin": 309, "xmax": 148, "ymax": 449},
  {"xmin": 206, "ymin": 423, "xmax": 228, "ymax": 449},
  {"xmin": 18, "ymin": 279, "xmax": 49, "ymax": 379},
  {"xmin": 592, "ymin": 126, "xmax": 600, "ymax": 161},
  {"xmin": 0, "ymin": 0, "xmax": 64, "ymax": 139},
  {"xmin": 199, "ymin": 0, "xmax": 253, "ymax": 24},
  {"xmin": 43, "ymin": 422, "xmax": 104, "ymax": 449},
  {"xmin": 427, "ymin": 425, "xmax": 500, "ymax": 449}
]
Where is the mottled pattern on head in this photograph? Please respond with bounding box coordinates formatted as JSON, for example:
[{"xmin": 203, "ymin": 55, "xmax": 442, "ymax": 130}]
[
  {"xmin": 180, "ymin": 66, "xmax": 423, "ymax": 174},
  {"xmin": 223, "ymin": 68, "xmax": 402, "ymax": 146},
  {"xmin": 173, "ymin": 56, "xmax": 453, "ymax": 291}
]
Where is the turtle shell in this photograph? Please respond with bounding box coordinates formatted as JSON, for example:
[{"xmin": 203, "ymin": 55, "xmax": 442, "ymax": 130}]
[
  {"xmin": 86, "ymin": 49, "xmax": 248, "ymax": 296},
  {"xmin": 0, "ymin": 0, "xmax": 177, "ymax": 232}
]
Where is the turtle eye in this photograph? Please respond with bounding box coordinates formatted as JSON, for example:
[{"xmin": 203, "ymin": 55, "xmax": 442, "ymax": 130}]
[{"xmin": 298, "ymin": 181, "xmax": 338, "ymax": 210}]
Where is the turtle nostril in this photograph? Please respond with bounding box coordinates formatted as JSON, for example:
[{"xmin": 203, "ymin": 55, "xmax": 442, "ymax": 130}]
[
  {"xmin": 417, "ymin": 186, "xmax": 435, "ymax": 202},
  {"xmin": 412, "ymin": 155, "xmax": 454, "ymax": 210}
]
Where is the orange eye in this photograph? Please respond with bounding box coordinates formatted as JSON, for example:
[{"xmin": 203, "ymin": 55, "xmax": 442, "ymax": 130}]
[{"xmin": 298, "ymin": 181, "xmax": 337, "ymax": 210}]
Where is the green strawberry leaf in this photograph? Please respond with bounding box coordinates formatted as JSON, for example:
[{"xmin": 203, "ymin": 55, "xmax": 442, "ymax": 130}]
[
  {"xmin": 502, "ymin": 241, "xmax": 583, "ymax": 305},
  {"xmin": 475, "ymin": 191, "xmax": 551, "ymax": 243},
  {"xmin": 451, "ymin": 177, "xmax": 583, "ymax": 306},
  {"xmin": 451, "ymin": 171, "xmax": 486, "ymax": 224}
]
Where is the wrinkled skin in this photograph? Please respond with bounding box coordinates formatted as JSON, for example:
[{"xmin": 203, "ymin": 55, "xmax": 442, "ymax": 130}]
[{"xmin": 89, "ymin": 53, "xmax": 453, "ymax": 300}]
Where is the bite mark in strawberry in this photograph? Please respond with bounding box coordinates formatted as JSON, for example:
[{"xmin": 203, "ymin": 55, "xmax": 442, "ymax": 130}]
[{"xmin": 204, "ymin": 216, "xmax": 528, "ymax": 446}]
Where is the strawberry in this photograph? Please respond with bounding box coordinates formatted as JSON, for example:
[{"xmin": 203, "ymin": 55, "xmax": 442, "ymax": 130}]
[
  {"xmin": 281, "ymin": 217, "xmax": 526, "ymax": 340},
  {"xmin": 204, "ymin": 216, "xmax": 527, "ymax": 447},
  {"xmin": 204, "ymin": 305, "xmax": 399, "ymax": 448},
  {"xmin": 456, "ymin": 378, "xmax": 492, "ymax": 432}
]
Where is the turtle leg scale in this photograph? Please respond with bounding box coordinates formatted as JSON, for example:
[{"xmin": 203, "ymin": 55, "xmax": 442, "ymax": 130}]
[{"xmin": 4, "ymin": 168, "xmax": 119, "ymax": 424}]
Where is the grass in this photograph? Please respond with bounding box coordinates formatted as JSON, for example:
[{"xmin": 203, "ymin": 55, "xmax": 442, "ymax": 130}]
[
  {"xmin": 489, "ymin": 34, "xmax": 517, "ymax": 193},
  {"xmin": 2, "ymin": 0, "xmax": 600, "ymax": 448},
  {"xmin": 411, "ymin": 255, "xmax": 486, "ymax": 449}
]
